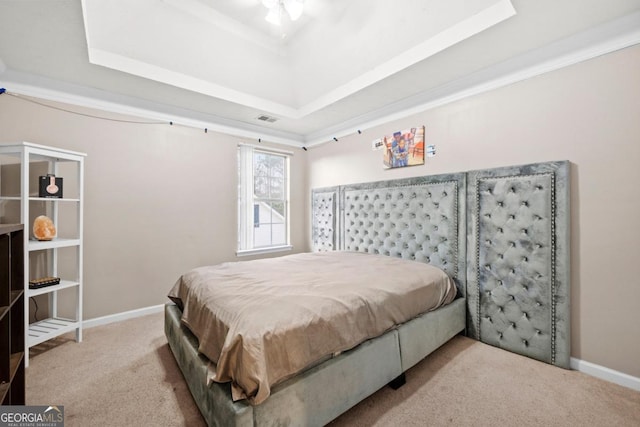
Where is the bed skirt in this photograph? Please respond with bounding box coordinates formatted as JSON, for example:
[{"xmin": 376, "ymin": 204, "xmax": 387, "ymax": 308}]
[{"xmin": 165, "ymin": 298, "xmax": 465, "ymax": 426}]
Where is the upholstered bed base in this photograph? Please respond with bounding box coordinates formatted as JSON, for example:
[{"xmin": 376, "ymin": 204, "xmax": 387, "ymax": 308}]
[{"xmin": 165, "ymin": 298, "xmax": 465, "ymax": 427}]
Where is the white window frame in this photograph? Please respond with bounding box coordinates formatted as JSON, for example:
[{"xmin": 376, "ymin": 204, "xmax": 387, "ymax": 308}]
[{"xmin": 237, "ymin": 143, "xmax": 292, "ymax": 256}]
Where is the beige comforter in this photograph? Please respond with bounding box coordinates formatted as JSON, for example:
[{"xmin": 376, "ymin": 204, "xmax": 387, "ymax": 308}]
[{"xmin": 168, "ymin": 251, "xmax": 457, "ymax": 404}]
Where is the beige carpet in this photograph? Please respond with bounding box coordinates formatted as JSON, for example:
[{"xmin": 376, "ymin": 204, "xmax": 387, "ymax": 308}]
[{"xmin": 26, "ymin": 312, "xmax": 640, "ymax": 426}]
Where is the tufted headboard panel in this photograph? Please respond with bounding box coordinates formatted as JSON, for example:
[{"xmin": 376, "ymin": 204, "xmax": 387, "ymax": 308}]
[
  {"xmin": 466, "ymin": 161, "xmax": 570, "ymax": 368},
  {"xmin": 311, "ymin": 186, "xmax": 339, "ymax": 252},
  {"xmin": 338, "ymin": 173, "xmax": 466, "ymax": 297}
]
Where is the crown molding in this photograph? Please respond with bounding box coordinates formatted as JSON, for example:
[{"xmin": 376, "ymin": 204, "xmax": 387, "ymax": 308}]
[
  {"xmin": 0, "ymin": 69, "xmax": 305, "ymax": 147},
  {"xmin": 304, "ymin": 10, "xmax": 640, "ymax": 147}
]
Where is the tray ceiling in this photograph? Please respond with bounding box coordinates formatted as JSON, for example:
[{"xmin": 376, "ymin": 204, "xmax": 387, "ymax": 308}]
[{"xmin": 1, "ymin": 0, "xmax": 639, "ymax": 147}]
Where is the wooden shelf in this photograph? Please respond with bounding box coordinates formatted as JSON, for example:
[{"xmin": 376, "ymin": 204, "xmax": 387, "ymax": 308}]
[
  {"xmin": 28, "ymin": 238, "xmax": 80, "ymax": 251},
  {"xmin": 29, "ymin": 197, "xmax": 80, "ymax": 202},
  {"xmin": 28, "ymin": 280, "xmax": 79, "ymax": 297},
  {"xmin": 9, "ymin": 353, "xmax": 23, "ymax": 381},
  {"xmin": 10, "ymin": 290, "xmax": 22, "ymax": 305},
  {"xmin": 0, "ymin": 382, "xmax": 9, "ymax": 404},
  {"xmin": 28, "ymin": 318, "xmax": 80, "ymax": 347}
]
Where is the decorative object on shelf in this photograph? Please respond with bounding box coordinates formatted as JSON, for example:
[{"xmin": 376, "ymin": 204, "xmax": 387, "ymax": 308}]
[
  {"xmin": 379, "ymin": 125, "xmax": 426, "ymax": 170},
  {"xmin": 39, "ymin": 174, "xmax": 63, "ymax": 198},
  {"xmin": 33, "ymin": 215, "xmax": 56, "ymax": 241},
  {"xmin": 28, "ymin": 276, "xmax": 61, "ymax": 289}
]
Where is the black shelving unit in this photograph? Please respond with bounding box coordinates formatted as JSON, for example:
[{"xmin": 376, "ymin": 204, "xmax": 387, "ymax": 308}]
[{"xmin": 0, "ymin": 223, "xmax": 25, "ymax": 405}]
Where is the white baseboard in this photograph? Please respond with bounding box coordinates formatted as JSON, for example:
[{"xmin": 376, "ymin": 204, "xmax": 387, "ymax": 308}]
[
  {"xmin": 83, "ymin": 304, "xmax": 165, "ymax": 329},
  {"xmin": 571, "ymin": 357, "xmax": 640, "ymax": 392}
]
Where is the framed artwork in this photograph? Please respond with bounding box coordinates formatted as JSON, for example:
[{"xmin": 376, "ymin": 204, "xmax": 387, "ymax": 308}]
[{"xmin": 379, "ymin": 126, "xmax": 425, "ymax": 169}]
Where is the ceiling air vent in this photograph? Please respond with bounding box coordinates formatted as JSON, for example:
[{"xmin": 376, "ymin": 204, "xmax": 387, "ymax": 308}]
[{"xmin": 256, "ymin": 114, "xmax": 278, "ymax": 123}]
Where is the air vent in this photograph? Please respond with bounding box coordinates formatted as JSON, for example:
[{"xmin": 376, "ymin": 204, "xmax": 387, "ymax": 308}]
[{"xmin": 256, "ymin": 114, "xmax": 278, "ymax": 123}]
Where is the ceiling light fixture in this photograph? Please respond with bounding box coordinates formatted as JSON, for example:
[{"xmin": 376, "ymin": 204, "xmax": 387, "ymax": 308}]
[{"xmin": 262, "ymin": 0, "xmax": 304, "ymax": 26}]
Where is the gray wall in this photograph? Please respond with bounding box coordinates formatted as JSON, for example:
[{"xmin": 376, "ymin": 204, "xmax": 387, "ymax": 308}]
[{"xmin": 306, "ymin": 45, "xmax": 640, "ymax": 378}]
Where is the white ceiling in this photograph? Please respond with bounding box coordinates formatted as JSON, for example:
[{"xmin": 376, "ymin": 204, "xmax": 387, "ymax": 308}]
[{"xmin": 1, "ymin": 0, "xmax": 639, "ymax": 147}]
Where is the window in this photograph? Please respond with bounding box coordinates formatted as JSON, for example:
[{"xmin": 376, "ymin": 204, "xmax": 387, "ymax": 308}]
[{"xmin": 237, "ymin": 144, "xmax": 291, "ymax": 255}]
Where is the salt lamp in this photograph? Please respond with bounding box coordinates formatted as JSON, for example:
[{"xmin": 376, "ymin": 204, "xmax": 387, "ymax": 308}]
[{"xmin": 33, "ymin": 215, "xmax": 56, "ymax": 241}]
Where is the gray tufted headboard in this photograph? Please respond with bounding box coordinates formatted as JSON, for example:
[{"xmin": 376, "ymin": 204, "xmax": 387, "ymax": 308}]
[
  {"xmin": 311, "ymin": 160, "xmax": 570, "ymax": 369},
  {"xmin": 313, "ymin": 173, "xmax": 467, "ymax": 298},
  {"xmin": 466, "ymin": 161, "xmax": 570, "ymax": 368}
]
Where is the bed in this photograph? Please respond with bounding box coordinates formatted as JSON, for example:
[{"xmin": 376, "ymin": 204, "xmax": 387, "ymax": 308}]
[{"xmin": 165, "ymin": 160, "xmax": 570, "ymax": 426}]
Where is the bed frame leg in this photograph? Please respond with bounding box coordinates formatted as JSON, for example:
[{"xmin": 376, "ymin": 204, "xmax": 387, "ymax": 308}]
[{"xmin": 388, "ymin": 373, "xmax": 406, "ymax": 390}]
